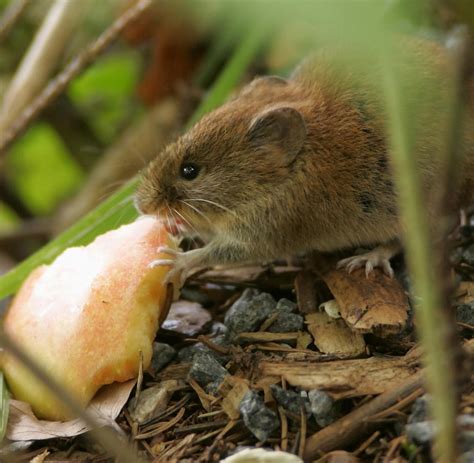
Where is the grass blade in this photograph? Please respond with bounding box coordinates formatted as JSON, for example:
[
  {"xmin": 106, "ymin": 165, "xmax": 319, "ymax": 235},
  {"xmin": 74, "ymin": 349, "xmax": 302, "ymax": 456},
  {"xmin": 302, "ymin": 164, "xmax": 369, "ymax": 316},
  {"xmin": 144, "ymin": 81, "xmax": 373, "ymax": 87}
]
[{"xmin": 0, "ymin": 372, "xmax": 8, "ymax": 442}]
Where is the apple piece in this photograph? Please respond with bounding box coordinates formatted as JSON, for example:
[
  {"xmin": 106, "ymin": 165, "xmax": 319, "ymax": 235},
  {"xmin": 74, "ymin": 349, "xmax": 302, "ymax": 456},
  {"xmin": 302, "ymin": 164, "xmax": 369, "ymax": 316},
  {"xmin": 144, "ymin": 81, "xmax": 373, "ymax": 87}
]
[{"xmin": 1, "ymin": 217, "xmax": 178, "ymax": 421}]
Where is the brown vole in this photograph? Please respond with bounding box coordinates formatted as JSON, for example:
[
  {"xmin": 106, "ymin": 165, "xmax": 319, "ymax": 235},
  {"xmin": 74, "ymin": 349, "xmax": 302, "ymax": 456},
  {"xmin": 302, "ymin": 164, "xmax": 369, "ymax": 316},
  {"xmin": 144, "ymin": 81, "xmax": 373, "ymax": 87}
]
[{"xmin": 135, "ymin": 39, "xmax": 474, "ymax": 285}]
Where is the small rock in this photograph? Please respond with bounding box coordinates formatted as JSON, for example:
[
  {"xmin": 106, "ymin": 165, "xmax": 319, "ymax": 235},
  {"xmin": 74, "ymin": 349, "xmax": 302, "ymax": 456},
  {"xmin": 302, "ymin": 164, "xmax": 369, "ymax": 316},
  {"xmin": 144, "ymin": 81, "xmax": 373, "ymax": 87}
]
[
  {"xmin": 268, "ymin": 312, "xmax": 304, "ymax": 333},
  {"xmin": 270, "ymin": 385, "xmax": 310, "ymax": 416},
  {"xmin": 129, "ymin": 380, "xmax": 178, "ymax": 424},
  {"xmin": 275, "ymin": 298, "xmax": 297, "ymax": 313},
  {"xmin": 406, "ymin": 421, "xmax": 435, "ymax": 445},
  {"xmin": 188, "ymin": 352, "xmax": 229, "ymax": 387},
  {"xmin": 209, "ymin": 321, "xmax": 228, "ymax": 336},
  {"xmin": 462, "ymin": 244, "xmax": 474, "ymax": 267},
  {"xmin": 307, "ymin": 389, "xmax": 338, "ymax": 427},
  {"xmin": 178, "ymin": 335, "xmax": 229, "ymax": 364},
  {"xmin": 225, "ymin": 290, "xmax": 277, "ymax": 339},
  {"xmin": 408, "ymin": 395, "xmax": 431, "ymax": 424},
  {"xmin": 462, "ymin": 450, "xmax": 474, "ymax": 463},
  {"xmin": 239, "ymin": 390, "xmax": 279, "ymax": 442},
  {"xmin": 148, "ymin": 342, "xmax": 176, "ymax": 375},
  {"xmin": 456, "ymin": 302, "xmax": 474, "ymax": 326}
]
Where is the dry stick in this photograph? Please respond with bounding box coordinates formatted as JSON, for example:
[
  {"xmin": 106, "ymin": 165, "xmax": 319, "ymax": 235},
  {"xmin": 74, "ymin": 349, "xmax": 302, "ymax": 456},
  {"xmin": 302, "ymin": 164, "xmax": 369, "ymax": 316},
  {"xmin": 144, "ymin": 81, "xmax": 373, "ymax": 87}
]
[
  {"xmin": 0, "ymin": 0, "xmax": 84, "ymax": 137},
  {"xmin": 0, "ymin": 0, "xmax": 29, "ymax": 44},
  {"xmin": 0, "ymin": 0, "xmax": 153, "ymax": 157},
  {"xmin": 0, "ymin": 329, "xmax": 144, "ymax": 463},
  {"xmin": 303, "ymin": 372, "xmax": 424, "ymax": 461}
]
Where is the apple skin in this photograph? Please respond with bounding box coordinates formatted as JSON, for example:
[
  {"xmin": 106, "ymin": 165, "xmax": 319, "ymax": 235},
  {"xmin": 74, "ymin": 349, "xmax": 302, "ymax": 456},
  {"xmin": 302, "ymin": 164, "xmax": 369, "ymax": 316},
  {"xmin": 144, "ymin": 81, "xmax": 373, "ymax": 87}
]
[{"xmin": 1, "ymin": 217, "xmax": 177, "ymax": 421}]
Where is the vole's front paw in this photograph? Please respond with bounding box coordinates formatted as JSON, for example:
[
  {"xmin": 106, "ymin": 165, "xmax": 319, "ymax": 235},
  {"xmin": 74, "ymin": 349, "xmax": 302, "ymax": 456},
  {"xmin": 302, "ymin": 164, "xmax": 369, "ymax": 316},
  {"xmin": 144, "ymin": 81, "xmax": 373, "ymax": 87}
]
[
  {"xmin": 149, "ymin": 246, "xmax": 193, "ymax": 288},
  {"xmin": 337, "ymin": 250, "xmax": 394, "ymax": 278}
]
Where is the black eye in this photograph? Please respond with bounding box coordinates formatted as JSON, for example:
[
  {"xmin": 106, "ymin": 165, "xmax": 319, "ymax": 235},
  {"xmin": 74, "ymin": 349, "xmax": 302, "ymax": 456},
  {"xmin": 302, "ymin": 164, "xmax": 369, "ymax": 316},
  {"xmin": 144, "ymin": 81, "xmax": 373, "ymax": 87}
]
[{"xmin": 180, "ymin": 163, "xmax": 200, "ymax": 180}]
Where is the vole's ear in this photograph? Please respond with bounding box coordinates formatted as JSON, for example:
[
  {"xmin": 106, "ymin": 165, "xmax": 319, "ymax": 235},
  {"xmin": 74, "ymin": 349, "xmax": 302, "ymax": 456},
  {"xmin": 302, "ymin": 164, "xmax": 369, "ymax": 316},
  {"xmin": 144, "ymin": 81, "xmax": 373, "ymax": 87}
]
[
  {"xmin": 247, "ymin": 106, "xmax": 306, "ymax": 157},
  {"xmin": 241, "ymin": 76, "xmax": 288, "ymax": 96}
]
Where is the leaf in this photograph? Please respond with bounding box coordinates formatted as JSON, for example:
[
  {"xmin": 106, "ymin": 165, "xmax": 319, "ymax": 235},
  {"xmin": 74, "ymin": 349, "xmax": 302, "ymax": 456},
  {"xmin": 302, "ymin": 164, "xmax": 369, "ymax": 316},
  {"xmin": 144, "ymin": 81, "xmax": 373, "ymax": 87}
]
[
  {"xmin": 0, "ymin": 372, "xmax": 9, "ymax": 442},
  {"xmin": 7, "ymin": 380, "xmax": 135, "ymax": 441},
  {"xmin": 0, "ymin": 27, "xmax": 265, "ymax": 301}
]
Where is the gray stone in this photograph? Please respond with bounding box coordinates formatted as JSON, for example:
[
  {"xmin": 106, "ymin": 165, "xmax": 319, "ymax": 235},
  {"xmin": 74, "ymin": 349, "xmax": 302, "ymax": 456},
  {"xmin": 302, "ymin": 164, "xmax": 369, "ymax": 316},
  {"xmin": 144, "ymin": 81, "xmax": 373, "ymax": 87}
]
[
  {"xmin": 462, "ymin": 244, "xmax": 474, "ymax": 267},
  {"xmin": 239, "ymin": 390, "xmax": 279, "ymax": 442},
  {"xmin": 406, "ymin": 421, "xmax": 435, "ymax": 445},
  {"xmin": 308, "ymin": 390, "xmax": 337, "ymax": 427},
  {"xmin": 270, "ymin": 385, "xmax": 310, "ymax": 416},
  {"xmin": 275, "ymin": 298, "xmax": 298, "ymax": 313},
  {"xmin": 408, "ymin": 395, "xmax": 431, "ymax": 424},
  {"xmin": 178, "ymin": 335, "xmax": 229, "ymax": 365},
  {"xmin": 268, "ymin": 312, "xmax": 304, "ymax": 333},
  {"xmin": 225, "ymin": 290, "xmax": 277, "ymax": 339},
  {"xmin": 462, "ymin": 450, "xmax": 474, "ymax": 463},
  {"xmin": 188, "ymin": 352, "xmax": 229, "ymax": 387},
  {"xmin": 148, "ymin": 342, "xmax": 176, "ymax": 375},
  {"xmin": 456, "ymin": 302, "xmax": 474, "ymax": 326}
]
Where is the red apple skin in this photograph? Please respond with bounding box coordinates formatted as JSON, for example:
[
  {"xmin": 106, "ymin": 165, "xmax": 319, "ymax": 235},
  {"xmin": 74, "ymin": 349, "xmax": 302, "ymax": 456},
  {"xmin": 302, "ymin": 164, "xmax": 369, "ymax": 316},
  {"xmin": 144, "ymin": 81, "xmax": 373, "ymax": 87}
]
[{"xmin": 1, "ymin": 217, "xmax": 177, "ymax": 421}]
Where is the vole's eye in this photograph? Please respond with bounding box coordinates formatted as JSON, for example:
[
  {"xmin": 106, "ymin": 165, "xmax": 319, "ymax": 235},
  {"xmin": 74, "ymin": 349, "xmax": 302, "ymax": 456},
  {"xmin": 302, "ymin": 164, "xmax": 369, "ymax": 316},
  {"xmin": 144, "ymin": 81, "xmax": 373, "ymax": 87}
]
[{"xmin": 180, "ymin": 162, "xmax": 200, "ymax": 180}]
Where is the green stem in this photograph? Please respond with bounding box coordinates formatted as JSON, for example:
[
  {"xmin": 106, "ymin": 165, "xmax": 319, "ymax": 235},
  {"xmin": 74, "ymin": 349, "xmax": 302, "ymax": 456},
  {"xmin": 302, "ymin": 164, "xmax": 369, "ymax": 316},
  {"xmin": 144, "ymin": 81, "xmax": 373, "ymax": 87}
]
[{"xmin": 381, "ymin": 48, "xmax": 458, "ymax": 462}]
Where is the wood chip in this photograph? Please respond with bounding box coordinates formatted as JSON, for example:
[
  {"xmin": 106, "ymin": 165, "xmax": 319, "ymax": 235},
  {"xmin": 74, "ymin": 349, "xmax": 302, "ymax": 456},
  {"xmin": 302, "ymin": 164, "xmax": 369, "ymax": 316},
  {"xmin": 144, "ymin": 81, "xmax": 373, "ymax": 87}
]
[
  {"xmin": 221, "ymin": 378, "xmax": 250, "ymax": 420},
  {"xmin": 236, "ymin": 332, "xmax": 300, "ymax": 344},
  {"xmin": 306, "ymin": 312, "xmax": 366, "ymax": 357},
  {"xmin": 295, "ymin": 270, "xmax": 320, "ymax": 314},
  {"xmin": 259, "ymin": 348, "xmax": 422, "ymax": 399},
  {"xmin": 321, "ymin": 268, "xmax": 409, "ymax": 336}
]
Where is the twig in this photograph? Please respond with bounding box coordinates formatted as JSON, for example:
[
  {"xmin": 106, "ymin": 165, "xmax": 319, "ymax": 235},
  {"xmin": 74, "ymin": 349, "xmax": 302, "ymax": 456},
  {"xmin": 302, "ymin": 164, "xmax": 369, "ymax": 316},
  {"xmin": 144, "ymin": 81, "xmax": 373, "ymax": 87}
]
[
  {"xmin": 303, "ymin": 372, "xmax": 424, "ymax": 461},
  {"xmin": 0, "ymin": 0, "xmax": 85, "ymax": 139},
  {"xmin": 0, "ymin": 0, "xmax": 29, "ymax": 44},
  {"xmin": 0, "ymin": 0, "xmax": 154, "ymax": 158}
]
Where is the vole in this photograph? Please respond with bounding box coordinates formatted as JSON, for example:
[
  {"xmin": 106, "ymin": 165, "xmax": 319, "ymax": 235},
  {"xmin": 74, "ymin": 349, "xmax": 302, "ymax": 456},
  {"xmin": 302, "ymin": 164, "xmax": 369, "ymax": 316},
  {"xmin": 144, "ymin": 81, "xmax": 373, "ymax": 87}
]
[{"xmin": 135, "ymin": 39, "xmax": 474, "ymax": 286}]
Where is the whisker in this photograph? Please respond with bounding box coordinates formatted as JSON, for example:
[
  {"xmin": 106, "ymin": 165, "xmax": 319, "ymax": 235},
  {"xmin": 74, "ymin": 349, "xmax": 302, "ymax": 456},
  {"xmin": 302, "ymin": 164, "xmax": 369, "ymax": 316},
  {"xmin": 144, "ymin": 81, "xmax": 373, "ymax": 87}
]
[
  {"xmin": 186, "ymin": 198, "xmax": 237, "ymax": 217},
  {"xmin": 179, "ymin": 199, "xmax": 213, "ymax": 225},
  {"xmin": 171, "ymin": 207, "xmax": 200, "ymax": 248}
]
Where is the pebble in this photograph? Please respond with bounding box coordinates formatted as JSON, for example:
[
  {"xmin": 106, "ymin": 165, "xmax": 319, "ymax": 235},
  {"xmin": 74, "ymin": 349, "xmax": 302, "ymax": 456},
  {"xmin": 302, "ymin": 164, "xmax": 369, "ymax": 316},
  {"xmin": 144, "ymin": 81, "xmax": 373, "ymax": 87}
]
[
  {"xmin": 225, "ymin": 290, "xmax": 276, "ymax": 339},
  {"xmin": 239, "ymin": 390, "xmax": 280, "ymax": 442},
  {"xmin": 178, "ymin": 334, "xmax": 229, "ymax": 365},
  {"xmin": 188, "ymin": 352, "xmax": 229, "ymax": 387},
  {"xmin": 408, "ymin": 395, "xmax": 431, "ymax": 424},
  {"xmin": 307, "ymin": 389, "xmax": 338, "ymax": 427},
  {"xmin": 270, "ymin": 385, "xmax": 310, "ymax": 416},
  {"xmin": 462, "ymin": 244, "xmax": 474, "ymax": 267},
  {"xmin": 148, "ymin": 342, "xmax": 176, "ymax": 376},
  {"xmin": 456, "ymin": 302, "xmax": 474, "ymax": 326},
  {"xmin": 128, "ymin": 380, "xmax": 178, "ymax": 424}
]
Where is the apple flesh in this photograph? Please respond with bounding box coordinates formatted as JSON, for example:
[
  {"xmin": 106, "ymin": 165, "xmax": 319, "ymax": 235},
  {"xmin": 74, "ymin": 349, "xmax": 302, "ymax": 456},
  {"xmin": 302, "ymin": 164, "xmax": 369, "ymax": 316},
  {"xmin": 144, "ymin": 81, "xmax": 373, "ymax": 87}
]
[{"xmin": 1, "ymin": 217, "xmax": 177, "ymax": 421}]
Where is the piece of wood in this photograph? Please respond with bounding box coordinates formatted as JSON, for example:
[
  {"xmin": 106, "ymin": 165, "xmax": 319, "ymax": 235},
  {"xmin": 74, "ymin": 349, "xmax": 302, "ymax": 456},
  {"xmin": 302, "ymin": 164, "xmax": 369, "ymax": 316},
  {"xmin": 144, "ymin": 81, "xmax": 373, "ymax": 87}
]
[
  {"xmin": 303, "ymin": 372, "xmax": 424, "ymax": 461},
  {"xmin": 295, "ymin": 270, "xmax": 319, "ymax": 314},
  {"xmin": 236, "ymin": 332, "xmax": 300, "ymax": 344},
  {"xmin": 321, "ymin": 268, "xmax": 409, "ymax": 336},
  {"xmin": 306, "ymin": 312, "xmax": 366, "ymax": 357},
  {"xmin": 259, "ymin": 348, "xmax": 422, "ymax": 399},
  {"xmin": 220, "ymin": 377, "xmax": 250, "ymax": 420}
]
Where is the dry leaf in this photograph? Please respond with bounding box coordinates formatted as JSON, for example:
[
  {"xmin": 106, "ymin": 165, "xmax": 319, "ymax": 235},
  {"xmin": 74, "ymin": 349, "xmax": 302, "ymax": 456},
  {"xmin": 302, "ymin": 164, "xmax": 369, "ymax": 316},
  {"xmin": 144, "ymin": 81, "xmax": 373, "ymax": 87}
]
[
  {"xmin": 7, "ymin": 380, "xmax": 135, "ymax": 441},
  {"xmin": 306, "ymin": 312, "xmax": 366, "ymax": 357}
]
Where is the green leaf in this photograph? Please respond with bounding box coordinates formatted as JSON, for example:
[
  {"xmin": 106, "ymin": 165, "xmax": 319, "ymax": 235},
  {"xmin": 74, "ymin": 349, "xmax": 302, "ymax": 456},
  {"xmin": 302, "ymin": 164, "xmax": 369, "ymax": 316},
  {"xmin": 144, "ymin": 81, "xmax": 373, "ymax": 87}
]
[
  {"xmin": 0, "ymin": 27, "xmax": 265, "ymax": 300},
  {"xmin": 0, "ymin": 372, "xmax": 8, "ymax": 442}
]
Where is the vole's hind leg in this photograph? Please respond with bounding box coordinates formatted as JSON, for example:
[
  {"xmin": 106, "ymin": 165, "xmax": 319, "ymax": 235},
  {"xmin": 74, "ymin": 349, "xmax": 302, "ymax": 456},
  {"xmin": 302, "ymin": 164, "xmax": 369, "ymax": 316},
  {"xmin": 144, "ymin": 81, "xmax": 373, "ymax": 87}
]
[{"xmin": 337, "ymin": 240, "xmax": 402, "ymax": 278}]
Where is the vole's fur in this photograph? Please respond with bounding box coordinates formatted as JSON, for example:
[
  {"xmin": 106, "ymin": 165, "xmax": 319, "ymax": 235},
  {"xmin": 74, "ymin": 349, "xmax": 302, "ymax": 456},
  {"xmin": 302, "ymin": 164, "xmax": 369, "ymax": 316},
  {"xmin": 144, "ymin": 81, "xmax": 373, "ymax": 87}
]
[{"xmin": 135, "ymin": 38, "xmax": 474, "ymax": 282}]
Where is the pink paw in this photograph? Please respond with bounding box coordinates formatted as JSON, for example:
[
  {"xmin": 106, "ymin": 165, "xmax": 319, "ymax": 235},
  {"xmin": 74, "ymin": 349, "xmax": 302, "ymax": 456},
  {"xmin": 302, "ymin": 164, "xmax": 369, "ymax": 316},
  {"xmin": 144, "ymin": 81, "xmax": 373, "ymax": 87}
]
[{"xmin": 337, "ymin": 251, "xmax": 394, "ymax": 278}]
